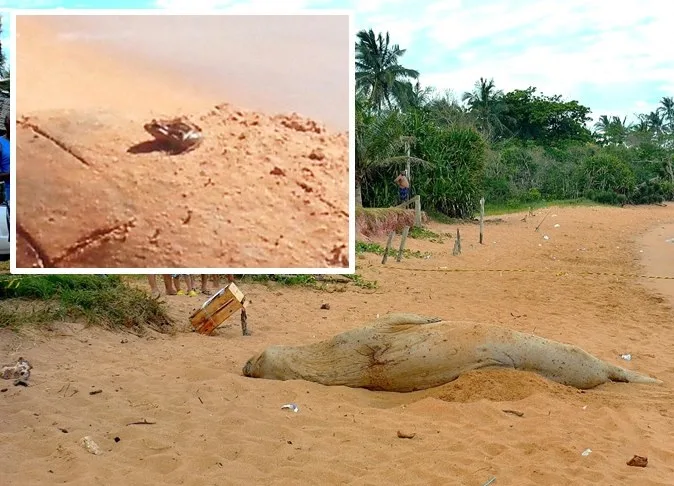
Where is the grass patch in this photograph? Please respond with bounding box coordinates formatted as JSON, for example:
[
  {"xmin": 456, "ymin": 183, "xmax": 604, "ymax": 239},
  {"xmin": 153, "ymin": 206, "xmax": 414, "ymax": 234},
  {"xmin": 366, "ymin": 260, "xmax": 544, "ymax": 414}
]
[
  {"xmin": 356, "ymin": 241, "xmax": 431, "ymax": 259},
  {"xmin": 237, "ymin": 273, "xmax": 378, "ymax": 290},
  {"xmin": 408, "ymin": 226, "xmax": 446, "ymax": 243},
  {"xmin": 484, "ymin": 198, "xmax": 599, "ymax": 216},
  {"xmin": 340, "ymin": 273, "xmax": 378, "ymax": 289},
  {"xmin": 425, "ymin": 209, "xmax": 461, "ymax": 225},
  {"xmin": 238, "ymin": 274, "xmax": 318, "ymax": 286},
  {"xmin": 0, "ymin": 275, "xmax": 174, "ymax": 333}
]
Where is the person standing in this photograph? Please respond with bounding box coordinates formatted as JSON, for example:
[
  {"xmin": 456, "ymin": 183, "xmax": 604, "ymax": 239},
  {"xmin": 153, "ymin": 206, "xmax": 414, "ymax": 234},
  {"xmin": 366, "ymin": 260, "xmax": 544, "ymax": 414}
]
[
  {"xmin": 394, "ymin": 171, "xmax": 410, "ymax": 203},
  {"xmin": 201, "ymin": 274, "xmax": 236, "ymax": 294},
  {"xmin": 1, "ymin": 115, "xmax": 10, "ymax": 243},
  {"xmin": 148, "ymin": 275, "xmax": 177, "ymax": 298},
  {"xmin": 0, "ymin": 115, "xmax": 9, "ymax": 203},
  {"xmin": 173, "ymin": 274, "xmax": 197, "ymax": 296}
]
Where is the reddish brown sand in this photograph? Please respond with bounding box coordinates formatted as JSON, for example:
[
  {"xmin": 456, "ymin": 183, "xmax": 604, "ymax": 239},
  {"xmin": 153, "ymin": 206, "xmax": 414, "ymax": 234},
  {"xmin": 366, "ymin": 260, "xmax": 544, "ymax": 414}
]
[
  {"xmin": 1, "ymin": 205, "xmax": 674, "ymax": 485},
  {"xmin": 15, "ymin": 16, "xmax": 349, "ymax": 269}
]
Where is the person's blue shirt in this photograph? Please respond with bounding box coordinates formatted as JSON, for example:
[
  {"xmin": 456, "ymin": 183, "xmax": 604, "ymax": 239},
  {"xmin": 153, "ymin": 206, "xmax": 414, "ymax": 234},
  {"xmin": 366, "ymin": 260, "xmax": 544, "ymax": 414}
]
[{"xmin": 0, "ymin": 136, "xmax": 9, "ymax": 202}]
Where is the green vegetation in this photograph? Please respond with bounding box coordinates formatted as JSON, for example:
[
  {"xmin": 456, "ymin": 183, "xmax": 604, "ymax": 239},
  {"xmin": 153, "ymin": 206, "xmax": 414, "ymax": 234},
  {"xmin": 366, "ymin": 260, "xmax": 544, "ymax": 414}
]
[
  {"xmin": 237, "ymin": 273, "xmax": 378, "ymax": 290},
  {"xmin": 239, "ymin": 274, "xmax": 317, "ymax": 286},
  {"xmin": 355, "ymin": 29, "xmax": 674, "ymax": 217},
  {"xmin": 0, "ymin": 275, "xmax": 173, "ymax": 332},
  {"xmin": 483, "ymin": 198, "xmax": 601, "ymax": 216},
  {"xmin": 408, "ymin": 226, "xmax": 444, "ymax": 242},
  {"xmin": 356, "ymin": 240, "xmax": 431, "ymax": 259}
]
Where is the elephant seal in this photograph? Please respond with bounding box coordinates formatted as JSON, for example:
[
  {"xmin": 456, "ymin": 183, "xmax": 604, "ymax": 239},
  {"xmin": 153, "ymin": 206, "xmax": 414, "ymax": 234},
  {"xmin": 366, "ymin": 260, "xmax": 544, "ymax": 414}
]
[{"xmin": 242, "ymin": 313, "xmax": 662, "ymax": 392}]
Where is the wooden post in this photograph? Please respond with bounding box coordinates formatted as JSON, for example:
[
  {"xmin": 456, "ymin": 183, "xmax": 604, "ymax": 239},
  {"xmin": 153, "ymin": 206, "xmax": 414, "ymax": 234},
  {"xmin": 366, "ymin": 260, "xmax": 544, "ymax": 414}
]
[
  {"xmin": 452, "ymin": 228, "xmax": 462, "ymax": 256},
  {"xmin": 241, "ymin": 306, "xmax": 250, "ymax": 336},
  {"xmin": 414, "ymin": 195, "xmax": 422, "ymax": 227},
  {"xmin": 396, "ymin": 226, "xmax": 410, "ymax": 262},
  {"xmin": 404, "ymin": 138, "xmax": 411, "ymax": 191},
  {"xmin": 479, "ymin": 197, "xmax": 485, "ymax": 244},
  {"xmin": 382, "ymin": 231, "xmax": 395, "ymax": 264}
]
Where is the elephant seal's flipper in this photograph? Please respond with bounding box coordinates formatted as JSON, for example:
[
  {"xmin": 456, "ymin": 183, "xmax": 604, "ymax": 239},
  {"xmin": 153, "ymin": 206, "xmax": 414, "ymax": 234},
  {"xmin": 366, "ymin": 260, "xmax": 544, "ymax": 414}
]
[{"xmin": 608, "ymin": 364, "xmax": 663, "ymax": 385}]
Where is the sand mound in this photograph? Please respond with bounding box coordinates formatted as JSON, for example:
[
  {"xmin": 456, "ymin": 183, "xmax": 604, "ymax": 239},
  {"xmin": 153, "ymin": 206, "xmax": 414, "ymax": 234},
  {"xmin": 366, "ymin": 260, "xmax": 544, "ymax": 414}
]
[
  {"xmin": 427, "ymin": 368, "xmax": 578, "ymax": 402},
  {"xmin": 16, "ymin": 105, "xmax": 348, "ymax": 268}
]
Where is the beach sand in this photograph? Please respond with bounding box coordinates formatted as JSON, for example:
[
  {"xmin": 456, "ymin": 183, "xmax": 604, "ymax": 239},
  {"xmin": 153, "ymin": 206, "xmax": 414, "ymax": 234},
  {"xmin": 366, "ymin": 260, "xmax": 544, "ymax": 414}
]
[
  {"xmin": 1, "ymin": 204, "xmax": 673, "ymax": 485},
  {"xmin": 15, "ymin": 14, "xmax": 350, "ymax": 269}
]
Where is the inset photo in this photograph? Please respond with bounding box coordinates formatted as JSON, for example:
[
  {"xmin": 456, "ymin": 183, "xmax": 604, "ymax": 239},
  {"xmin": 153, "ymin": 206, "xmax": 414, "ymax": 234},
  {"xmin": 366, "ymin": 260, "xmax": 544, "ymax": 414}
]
[{"xmin": 13, "ymin": 10, "xmax": 353, "ymax": 272}]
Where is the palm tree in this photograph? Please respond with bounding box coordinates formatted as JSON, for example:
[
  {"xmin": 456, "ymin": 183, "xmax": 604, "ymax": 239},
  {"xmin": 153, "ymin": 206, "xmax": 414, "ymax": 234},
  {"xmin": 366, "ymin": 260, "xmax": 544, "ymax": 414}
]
[
  {"xmin": 398, "ymin": 81, "xmax": 434, "ymax": 111},
  {"xmin": 355, "ymin": 95, "xmax": 429, "ymax": 207},
  {"xmin": 593, "ymin": 115, "xmax": 611, "ymax": 132},
  {"xmin": 631, "ymin": 117, "xmax": 650, "ymax": 133},
  {"xmin": 355, "ymin": 29, "xmax": 420, "ymax": 111},
  {"xmin": 424, "ymin": 90, "xmax": 473, "ymax": 128},
  {"xmin": 657, "ymin": 96, "xmax": 674, "ymax": 132},
  {"xmin": 646, "ymin": 111, "xmax": 665, "ymax": 134},
  {"xmin": 461, "ymin": 77, "xmax": 508, "ymax": 140},
  {"xmin": 594, "ymin": 115, "xmax": 628, "ymax": 145}
]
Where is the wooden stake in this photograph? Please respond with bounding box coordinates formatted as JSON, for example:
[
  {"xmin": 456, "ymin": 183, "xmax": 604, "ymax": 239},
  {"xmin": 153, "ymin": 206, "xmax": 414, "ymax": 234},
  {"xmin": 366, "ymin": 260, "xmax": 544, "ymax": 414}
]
[
  {"xmin": 382, "ymin": 231, "xmax": 395, "ymax": 264},
  {"xmin": 241, "ymin": 304, "xmax": 250, "ymax": 336},
  {"xmin": 535, "ymin": 210, "xmax": 551, "ymax": 232},
  {"xmin": 414, "ymin": 195, "xmax": 422, "ymax": 227},
  {"xmin": 396, "ymin": 226, "xmax": 410, "ymax": 262},
  {"xmin": 453, "ymin": 228, "xmax": 462, "ymax": 256},
  {"xmin": 479, "ymin": 197, "xmax": 485, "ymax": 244}
]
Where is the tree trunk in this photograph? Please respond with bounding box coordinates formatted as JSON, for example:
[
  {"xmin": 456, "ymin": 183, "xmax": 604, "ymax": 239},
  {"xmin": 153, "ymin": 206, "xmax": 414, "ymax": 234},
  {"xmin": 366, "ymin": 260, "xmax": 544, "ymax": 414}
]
[{"xmin": 355, "ymin": 180, "xmax": 364, "ymax": 207}]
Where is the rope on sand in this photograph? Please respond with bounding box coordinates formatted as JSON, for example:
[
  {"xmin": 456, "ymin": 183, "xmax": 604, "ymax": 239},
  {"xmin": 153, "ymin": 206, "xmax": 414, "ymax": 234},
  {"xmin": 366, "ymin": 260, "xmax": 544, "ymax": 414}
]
[{"xmin": 382, "ymin": 266, "xmax": 674, "ymax": 280}]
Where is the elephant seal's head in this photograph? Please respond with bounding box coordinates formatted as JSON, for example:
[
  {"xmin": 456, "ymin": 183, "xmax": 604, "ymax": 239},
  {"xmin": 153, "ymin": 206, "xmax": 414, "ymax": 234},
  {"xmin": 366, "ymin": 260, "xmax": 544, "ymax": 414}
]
[
  {"xmin": 242, "ymin": 346, "xmax": 310, "ymax": 380},
  {"xmin": 242, "ymin": 346, "xmax": 290, "ymax": 380}
]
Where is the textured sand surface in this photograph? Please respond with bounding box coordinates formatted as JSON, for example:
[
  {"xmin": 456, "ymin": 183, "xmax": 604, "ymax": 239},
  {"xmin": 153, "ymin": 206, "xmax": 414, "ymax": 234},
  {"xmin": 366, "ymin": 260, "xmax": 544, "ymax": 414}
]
[
  {"xmin": 15, "ymin": 15, "xmax": 349, "ymax": 269},
  {"xmin": 1, "ymin": 205, "xmax": 674, "ymax": 485}
]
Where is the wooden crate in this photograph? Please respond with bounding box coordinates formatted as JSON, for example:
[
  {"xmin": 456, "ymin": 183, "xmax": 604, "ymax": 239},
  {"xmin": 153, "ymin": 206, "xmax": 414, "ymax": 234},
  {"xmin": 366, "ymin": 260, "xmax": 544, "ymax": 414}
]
[{"xmin": 190, "ymin": 282, "xmax": 245, "ymax": 335}]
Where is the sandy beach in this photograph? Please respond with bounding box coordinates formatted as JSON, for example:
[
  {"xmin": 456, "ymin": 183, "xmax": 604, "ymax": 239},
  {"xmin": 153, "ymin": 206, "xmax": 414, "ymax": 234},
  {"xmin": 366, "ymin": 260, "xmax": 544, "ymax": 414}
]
[
  {"xmin": 1, "ymin": 204, "xmax": 674, "ymax": 485},
  {"xmin": 15, "ymin": 14, "xmax": 350, "ymax": 269}
]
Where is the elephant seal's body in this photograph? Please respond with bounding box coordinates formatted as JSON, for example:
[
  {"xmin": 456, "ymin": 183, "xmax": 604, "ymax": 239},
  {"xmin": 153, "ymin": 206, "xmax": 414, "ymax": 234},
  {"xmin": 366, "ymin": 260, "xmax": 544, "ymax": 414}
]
[{"xmin": 242, "ymin": 313, "xmax": 662, "ymax": 392}]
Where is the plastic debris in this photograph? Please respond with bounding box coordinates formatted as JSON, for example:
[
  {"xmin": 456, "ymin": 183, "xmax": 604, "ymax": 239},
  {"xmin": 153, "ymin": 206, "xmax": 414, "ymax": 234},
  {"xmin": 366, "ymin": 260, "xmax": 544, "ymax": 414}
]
[
  {"xmin": 554, "ymin": 224, "xmax": 560, "ymax": 228},
  {"xmin": 581, "ymin": 448, "xmax": 592, "ymax": 457},
  {"xmin": 482, "ymin": 477, "xmax": 496, "ymax": 486},
  {"xmin": 79, "ymin": 436, "xmax": 102, "ymax": 455},
  {"xmin": 621, "ymin": 354, "xmax": 632, "ymax": 361},
  {"xmin": 543, "ymin": 235, "xmax": 550, "ymax": 240},
  {"xmin": 281, "ymin": 403, "xmax": 299, "ymax": 413}
]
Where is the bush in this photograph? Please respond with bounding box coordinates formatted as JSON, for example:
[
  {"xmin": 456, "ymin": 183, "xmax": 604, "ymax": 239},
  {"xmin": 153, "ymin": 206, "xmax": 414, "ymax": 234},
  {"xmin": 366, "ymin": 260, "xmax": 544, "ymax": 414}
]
[
  {"xmin": 0, "ymin": 275, "xmax": 174, "ymax": 332},
  {"xmin": 577, "ymin": 153, "xmax": 636, "ymax": 195},
  {"xmin": 629, "ymin": 178, "xmax": 674, "ymax": 204}
]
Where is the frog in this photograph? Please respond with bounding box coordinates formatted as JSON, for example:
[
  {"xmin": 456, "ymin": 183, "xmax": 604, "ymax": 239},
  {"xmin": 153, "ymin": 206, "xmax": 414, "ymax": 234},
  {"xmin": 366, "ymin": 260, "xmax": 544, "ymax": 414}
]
[{"xmin": 143, "ymin": 117, "xmax": 203, "ymax": 154}]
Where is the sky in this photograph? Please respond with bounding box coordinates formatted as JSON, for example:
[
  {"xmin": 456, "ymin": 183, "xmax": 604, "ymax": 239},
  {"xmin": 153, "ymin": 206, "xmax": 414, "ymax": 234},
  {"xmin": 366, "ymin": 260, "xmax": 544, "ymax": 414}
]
[{"xmin": 0, "ymin": 0, "xmax": 672, "ymax": 124}]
